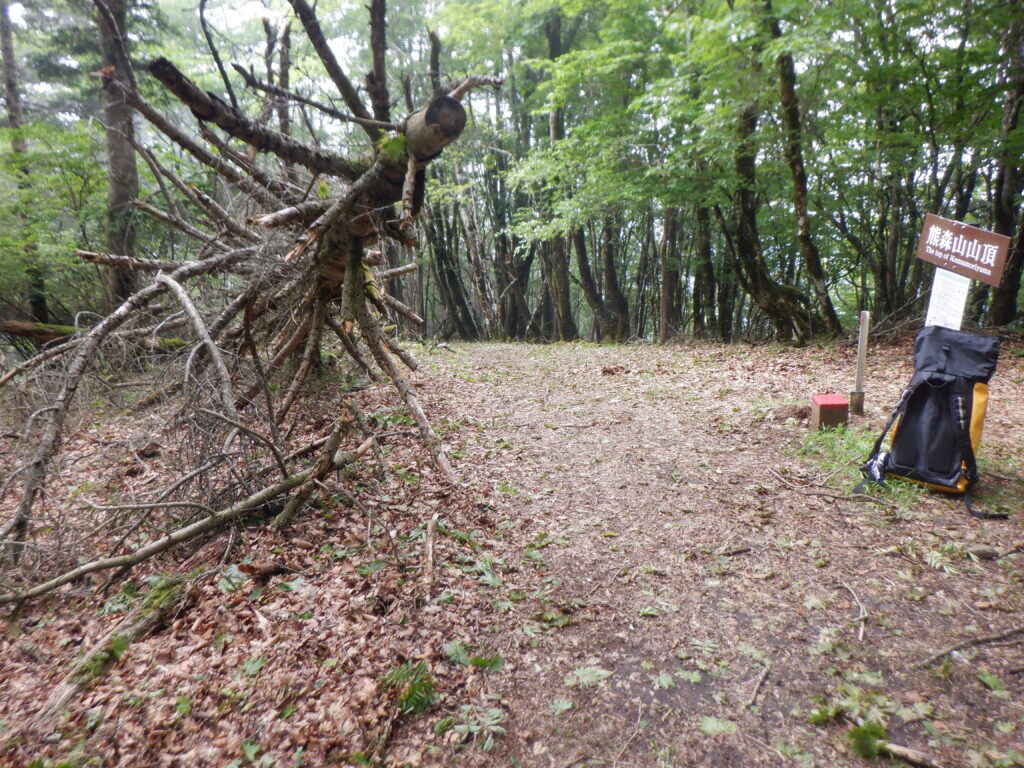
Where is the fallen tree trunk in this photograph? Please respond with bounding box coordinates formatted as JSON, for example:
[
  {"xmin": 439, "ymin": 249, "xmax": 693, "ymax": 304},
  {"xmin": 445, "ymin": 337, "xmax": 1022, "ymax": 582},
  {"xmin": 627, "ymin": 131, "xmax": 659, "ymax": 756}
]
[
  {"xmin": 29, "ymin": 576, "xmax": 190, "ymax": 731},
  {"xmin": 0, "ymin": 319, "xmax": 187, "ymax": 349}
]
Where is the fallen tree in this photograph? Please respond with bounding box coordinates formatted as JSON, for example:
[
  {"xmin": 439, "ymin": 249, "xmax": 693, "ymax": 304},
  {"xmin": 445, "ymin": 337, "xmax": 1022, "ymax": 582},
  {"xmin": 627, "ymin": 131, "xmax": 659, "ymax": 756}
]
[{"xmin": 0, "ymin": 0, "xmax": 500, "ymax": 602}]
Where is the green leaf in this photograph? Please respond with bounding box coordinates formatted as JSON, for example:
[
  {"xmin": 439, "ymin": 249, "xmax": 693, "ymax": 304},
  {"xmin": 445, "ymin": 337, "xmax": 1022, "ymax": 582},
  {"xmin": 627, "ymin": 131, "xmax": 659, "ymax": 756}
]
[
  {"xmin": 242, "ymin": 655, "xmax": 268, "ymax": 677},
  {"xmin": 699, "ymin": 716, "xmax": 738, "ymax": 736},
  {"xmin": 241, "ymin": 739, "xmax": 261, "ymax": 763},
  {"xmin": 564, "ymin": 667, "xmax": 612, "ymax": 688},
  {"xmin": 279, "ymin": 703, "xmax": 297, "ymax": 720},
  {"xmin": 109, "ymin": 635, "xmax": 130, "ymax": 661},
  {"xmin": 443, "ymin": 641, "xmax": 470, "ymax": 666},
  {"xmin": 217, "ymin": 564, "xmax": 246, "ymax": 593},
  {"xmin": 676, "ymin": 669, "xmax": 702, "ymax": 684},
  {"xmin": 977, "ymin": 669, "xmax": 1005, "ymax": 691},
  {"xmin": 175, "ymin": 695, "xmax": 192, "ymax": 716},
  {"xmin": 378, "ymin": 134, "xmax": 407, "ymax": 161},
  {"xmin": 639, "ymin": 606, "xmax": 659, "ymax": 617},
  {"xmin": 470, "ymin": 653, "xmax": 505, "ymax": 672},
  {"xmin": 846, "ymin": 723, "xmax": 887, "ymax": 758},
  {"xmin": 550, "ymin": 697, "xmax": 573, "ymax": 716},
  {"xmin": 652, "ymin": 672, "xmax": 676, "ymax": 689},
  {"xmin": 356, "ymin": 560, "xmax": 387, "ymax": 577},
  {"xmin": 277, "ymin": 576, "xmax": 304, "ymax": 592}
]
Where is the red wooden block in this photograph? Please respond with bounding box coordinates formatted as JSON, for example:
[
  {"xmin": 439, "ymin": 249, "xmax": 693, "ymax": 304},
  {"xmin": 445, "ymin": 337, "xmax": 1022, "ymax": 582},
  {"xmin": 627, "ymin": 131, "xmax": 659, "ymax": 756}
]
[{"xmin": 811, "ymin": 394, "xmax": 848, "ymax": 431}]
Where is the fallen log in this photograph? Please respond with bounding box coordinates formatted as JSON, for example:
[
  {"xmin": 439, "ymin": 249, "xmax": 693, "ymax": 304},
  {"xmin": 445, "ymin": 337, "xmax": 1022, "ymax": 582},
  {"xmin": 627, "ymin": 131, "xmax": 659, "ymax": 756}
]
[{"xmin": 0, "ymin": 319, "xmax": 187, "ymax": 350}]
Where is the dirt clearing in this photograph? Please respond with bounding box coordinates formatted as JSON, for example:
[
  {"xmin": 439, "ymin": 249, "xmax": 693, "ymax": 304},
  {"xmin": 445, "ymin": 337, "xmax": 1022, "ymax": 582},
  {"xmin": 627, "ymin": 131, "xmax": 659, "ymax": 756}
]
[{"xmin": 422, "ymin": 339, "xmax": 1024, "ymax": 768}]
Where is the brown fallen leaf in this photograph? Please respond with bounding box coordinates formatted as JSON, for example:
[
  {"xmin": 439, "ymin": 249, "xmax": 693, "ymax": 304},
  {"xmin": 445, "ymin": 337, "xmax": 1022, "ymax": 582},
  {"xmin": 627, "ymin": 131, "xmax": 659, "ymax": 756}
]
[{"xmin": 238, "ymin": 562, "xmax": 290, "ymax": 583}]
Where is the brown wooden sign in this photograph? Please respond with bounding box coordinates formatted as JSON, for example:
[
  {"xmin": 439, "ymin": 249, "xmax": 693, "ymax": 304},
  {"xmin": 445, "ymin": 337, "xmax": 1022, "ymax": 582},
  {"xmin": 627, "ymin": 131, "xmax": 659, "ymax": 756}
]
[{"xmin": 915, "ymin": 213, "xmax": 1010, "ymax": 287}]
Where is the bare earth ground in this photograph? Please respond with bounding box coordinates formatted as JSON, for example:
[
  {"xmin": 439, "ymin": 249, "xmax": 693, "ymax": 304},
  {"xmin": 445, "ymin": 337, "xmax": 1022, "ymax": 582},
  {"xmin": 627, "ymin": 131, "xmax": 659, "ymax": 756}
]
[
  {"xmin": 2, "ymin": 337, "xmax": 1023, "ymax": 767},
  {"xmin": 419, "ymin": 339, "xmax": 1024, "ymax": 768}
]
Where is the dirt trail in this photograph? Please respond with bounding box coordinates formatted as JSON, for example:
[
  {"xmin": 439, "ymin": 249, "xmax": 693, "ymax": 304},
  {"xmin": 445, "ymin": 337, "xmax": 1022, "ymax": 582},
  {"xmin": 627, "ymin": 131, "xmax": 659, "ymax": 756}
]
[{"xmin": 422, "ymin": 341, "xmax": 1024, "ymax": 768}]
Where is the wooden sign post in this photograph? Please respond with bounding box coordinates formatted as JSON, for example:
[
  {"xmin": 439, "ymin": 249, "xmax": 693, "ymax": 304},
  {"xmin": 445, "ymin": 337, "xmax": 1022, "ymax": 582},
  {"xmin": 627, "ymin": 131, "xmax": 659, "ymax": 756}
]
[{"xmin": 849, "ymin": 310, "xmax": 869, "ymax": 416}]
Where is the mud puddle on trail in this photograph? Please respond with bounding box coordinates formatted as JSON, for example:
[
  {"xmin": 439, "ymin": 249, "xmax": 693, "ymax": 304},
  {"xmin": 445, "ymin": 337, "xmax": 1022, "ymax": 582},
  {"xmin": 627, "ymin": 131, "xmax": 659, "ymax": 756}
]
[{"xmin": 418, "ymin": 341, "xmax": 1024, "ymax": 768}]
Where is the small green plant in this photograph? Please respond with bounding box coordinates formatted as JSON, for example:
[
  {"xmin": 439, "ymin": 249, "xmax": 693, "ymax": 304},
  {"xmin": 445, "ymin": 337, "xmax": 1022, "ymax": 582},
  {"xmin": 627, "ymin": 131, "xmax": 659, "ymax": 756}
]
[
  {"xmin": 564, "ymin": 667, "xmax": 612, "ymax": 688},
  {"xmin": 380, "ymin": 661, "xmax": 436, "ymax": 715},
  {"xmin": 447, "ymin": 705, "xmax": 506, "ymax": 751},
  {"xmin": 846, "ymin": 722, "xmax": 888, "ymax": 758}
]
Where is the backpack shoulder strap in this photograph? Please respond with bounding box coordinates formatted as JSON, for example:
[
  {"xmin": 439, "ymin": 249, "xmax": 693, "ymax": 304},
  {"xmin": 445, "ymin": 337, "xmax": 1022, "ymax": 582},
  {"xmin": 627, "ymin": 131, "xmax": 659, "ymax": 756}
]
[{"xmin": 855, "ymin": 375, "xmax": 925, "ymax": 492}]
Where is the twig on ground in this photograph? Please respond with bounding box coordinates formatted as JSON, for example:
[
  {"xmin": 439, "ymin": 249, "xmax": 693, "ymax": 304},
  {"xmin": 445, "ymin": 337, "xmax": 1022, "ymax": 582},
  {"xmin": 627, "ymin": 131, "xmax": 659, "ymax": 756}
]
[
  {"xmin": 842, "ymin": 581, "xmax": 869, "ymax": 641},
  {"xmin": 746, "ymin": 665, "xmax": 770, "ymax": 708},
  {"xmin": 918, "ymin": 625, "xmax": 1024, "ymax": 668},
  {"xmin": 423, "ymin": 513, "xmax": 437, "ymax": 597}
]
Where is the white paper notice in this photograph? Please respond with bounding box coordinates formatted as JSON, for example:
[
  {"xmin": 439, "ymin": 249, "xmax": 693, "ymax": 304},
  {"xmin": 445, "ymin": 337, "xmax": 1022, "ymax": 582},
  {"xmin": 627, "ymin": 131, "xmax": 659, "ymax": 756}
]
[{"xmin": 925, "ymin": 267, "xmax": 971, "ymax": 330}]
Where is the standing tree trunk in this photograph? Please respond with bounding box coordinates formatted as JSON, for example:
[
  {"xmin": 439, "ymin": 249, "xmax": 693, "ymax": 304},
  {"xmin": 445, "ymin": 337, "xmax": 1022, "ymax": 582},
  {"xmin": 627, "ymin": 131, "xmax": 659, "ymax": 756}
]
[
  {"xmin": 988, "ymin": 9, "xmax": 1024, "ymax": 326},
  {"xmin": 543, "ymin": 10, "xmax": 578, "ymax": 341},
  {"xmin": 1, "ymin": 0, "xmax": 48, "ymax": 324},
  {"xmin": 692, "ymin": 206, "xmax": 717, "ymax": 337},
  {"xmin": 732, "ymin": 103, "xmax": 812, "ymax": 342},
  {"xmin": 98, "ymin": 0, "xmax": 141, "ymax": 306},
  {"xmin": 572, "ymin": 227, "xmax": 615, "ymax": 340},
  {"xmin": 767, "ymin": 2, "xmax": 841, "ymax": 336},
  {"xmin": 659, "ymin": 208, "xmax": 682, "ymax": 340},
  {"xmin": 601, "ymin": 221, "xmax": 630, "ymax": 341}
]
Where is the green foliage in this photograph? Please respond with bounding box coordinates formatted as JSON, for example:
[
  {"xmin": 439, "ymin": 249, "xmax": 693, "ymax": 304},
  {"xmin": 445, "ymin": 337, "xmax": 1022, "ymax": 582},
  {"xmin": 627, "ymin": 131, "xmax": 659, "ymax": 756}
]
[
  {"xmin": 380, "ymin": 661, "xmax": 437, "ymax": 715},
  {"xmin": 452, "ymin": 705, "xmax": 506, "ymax": 751},
  {"xmin": 699, "ymin": 716, "xmax": 737, "ymax": 737},
  {"xmin": 564, "ymin": 666, "xmax": 612, "ymax": 688},
  {"xmin": 845, "ymin": 722, "xmax": 887, "ymax": 759}
]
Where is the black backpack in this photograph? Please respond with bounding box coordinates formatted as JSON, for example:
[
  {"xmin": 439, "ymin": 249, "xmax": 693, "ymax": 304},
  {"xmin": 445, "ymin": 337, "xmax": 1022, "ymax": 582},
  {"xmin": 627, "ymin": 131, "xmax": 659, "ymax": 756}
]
[{"xmin": 858, "ymin": 326, "xmax": 1002, "ymax": 518}]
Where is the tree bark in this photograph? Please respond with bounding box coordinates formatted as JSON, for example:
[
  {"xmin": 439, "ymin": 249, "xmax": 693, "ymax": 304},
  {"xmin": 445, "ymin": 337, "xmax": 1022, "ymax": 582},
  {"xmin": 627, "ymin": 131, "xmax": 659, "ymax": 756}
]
[
  {"xmin": 988, "ymin": 9, "xmax": 1024, "ymax": 325},
  {"xmin": 732, "ymin": 102, "xmax": 811, "ymax": 342},
  {"xmin": 693, "ymin": 206, "xmax": 717, "ymax": 337},
  {"xmin": 659, "ymin": 209, "xmax": 682, "ymax": 340},
  {"xmin": 767, "ymin": 2, "xmax": 842, "ymax": 336},
  {"xmin": 98, "ymin": 0, "xmax": 141, "ymax": 306},
  {"xmin": 541, "ymin": 10, "xmax": 578, "ymax": 342},
  {"xmin": 601, "ymin": 221, "xmax": 630, "ymax": 341}
]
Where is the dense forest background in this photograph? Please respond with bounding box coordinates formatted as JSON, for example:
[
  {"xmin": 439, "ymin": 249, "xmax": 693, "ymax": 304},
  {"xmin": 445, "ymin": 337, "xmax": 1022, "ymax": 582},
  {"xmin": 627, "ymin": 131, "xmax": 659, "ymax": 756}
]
[{"xmin": 1, "ymin": 0, "xmax": 1022, "ymax": 349}]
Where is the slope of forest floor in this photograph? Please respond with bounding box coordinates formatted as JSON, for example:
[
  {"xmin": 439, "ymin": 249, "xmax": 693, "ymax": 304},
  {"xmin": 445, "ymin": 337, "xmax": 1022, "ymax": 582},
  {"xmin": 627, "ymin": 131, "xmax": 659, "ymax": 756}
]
[{"xmin": 2, "ymin": 337, "xmax": 1023, "ymax": 768}]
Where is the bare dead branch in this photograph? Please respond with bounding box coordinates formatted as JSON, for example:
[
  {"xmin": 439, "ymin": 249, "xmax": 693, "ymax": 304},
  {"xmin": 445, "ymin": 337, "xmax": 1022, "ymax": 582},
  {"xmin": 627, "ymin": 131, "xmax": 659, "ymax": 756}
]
[
  {"xmin": 285, "ymin": 0, "xmax": 381, "ymax": 143},
  {"xmin": 231, "ymin": 63, "xmax": 399, "ymax": 133},
  {"xmin": 199, "ymin": 0, "xmax": 238, "ymax": 109},
  {"xmin": 77, "ymin": 250, "xmax": 189, "ymax": 271},
  {"xmin": 448, "ymin": 74, "xmax": 504, "ymax": 101},
  {"xmin": 377, "ymin": 262, "xmax": 419, "ymax": 281},
  {"xmin": 248, "ymin": 200, "xmax": 328, "ymax": 229},
  {"xmin": 148, "ymin": 57, "xmax": 365, "ymax": 181}
]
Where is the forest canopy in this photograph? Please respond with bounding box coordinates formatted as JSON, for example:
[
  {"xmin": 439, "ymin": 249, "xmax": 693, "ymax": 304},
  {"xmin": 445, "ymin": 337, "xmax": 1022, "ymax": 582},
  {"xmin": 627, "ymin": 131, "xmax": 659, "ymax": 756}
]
[{"xmin": 1, "ymin": 0, "xmax": 1021, "ymax": 348}]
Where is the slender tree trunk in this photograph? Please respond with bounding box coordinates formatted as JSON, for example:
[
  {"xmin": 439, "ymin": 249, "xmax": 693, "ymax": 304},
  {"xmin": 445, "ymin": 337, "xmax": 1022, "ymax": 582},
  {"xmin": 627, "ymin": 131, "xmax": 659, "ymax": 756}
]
[
  {"xmin": 1, "ymin": 0, "xmax": 48, "ymax": 325},
  {"xmin": 98, "ymin": 0, "xmax": 141, "ymax": 306},
  {"xmin": 988, "ymin": 9, "xmax": 1024, "ymax": 325},
  {"xmin": 542, "ymin": 10, "xmax": 578, "ymax": 341},
  {"xmin": 693, "ymin": 206, "xmax": 716, "ymax": 337},
  {"xmin": 573, "ymin": 228, "xmax": 615, "ymax": 339},
  {"xmin": 659, "ymin": 208, "xmax": 681, "ymax": 340},
  {"xmin": 767, "ymin": 2, "xmax": 841, "ymax": 335}
]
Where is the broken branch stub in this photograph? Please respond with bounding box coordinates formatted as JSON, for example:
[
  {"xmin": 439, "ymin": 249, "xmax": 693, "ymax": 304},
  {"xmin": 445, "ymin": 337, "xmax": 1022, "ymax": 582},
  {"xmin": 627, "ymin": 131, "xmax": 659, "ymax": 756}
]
[{"xmin": 403, "ymin": 96, "xmax": 467, "ymax": 161}]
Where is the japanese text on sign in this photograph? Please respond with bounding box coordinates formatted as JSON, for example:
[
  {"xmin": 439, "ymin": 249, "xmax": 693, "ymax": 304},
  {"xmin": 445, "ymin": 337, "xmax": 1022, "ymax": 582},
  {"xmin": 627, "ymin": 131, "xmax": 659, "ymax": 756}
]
[{"xmin": 914, "ymin": 213, "xmax": 1010, "ymax": 287}]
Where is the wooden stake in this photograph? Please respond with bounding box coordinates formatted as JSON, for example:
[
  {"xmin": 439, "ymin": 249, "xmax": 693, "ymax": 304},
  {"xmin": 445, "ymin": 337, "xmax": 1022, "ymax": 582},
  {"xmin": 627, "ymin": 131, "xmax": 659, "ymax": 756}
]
[{"xmin": 850, "ymin": 310, "xmax": 869, "ymax": 415}]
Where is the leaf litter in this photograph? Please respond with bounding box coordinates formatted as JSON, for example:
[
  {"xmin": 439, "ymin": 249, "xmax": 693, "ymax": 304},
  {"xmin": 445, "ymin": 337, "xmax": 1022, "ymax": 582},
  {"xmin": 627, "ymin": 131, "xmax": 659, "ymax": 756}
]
[{"xmin": 1, "ymin": 336, "xmax": 1023, "ymax": 767}]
